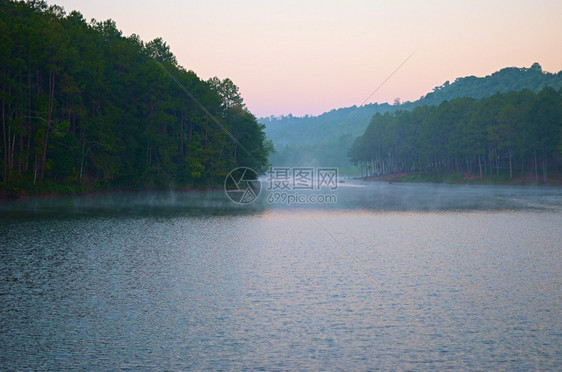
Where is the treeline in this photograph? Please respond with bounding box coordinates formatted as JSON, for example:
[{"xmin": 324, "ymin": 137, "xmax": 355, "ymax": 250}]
[
  {"xmin": 261, "ymin": 63, "xmax": 561, "ymax": 174},
  {"xmin": 348, "ymin": 88, "xmax": 562, "ymax": 183},
  {"xmin": 261, "ymin": 102, "xmax": 394, "ymax": 147},
  {"xmin": 0, "ymin": 0, "xmax": 270, "ymax": 194},
  {"xmin": 417, "ymin": 63, "xmax": 562, "ymax": 107}
]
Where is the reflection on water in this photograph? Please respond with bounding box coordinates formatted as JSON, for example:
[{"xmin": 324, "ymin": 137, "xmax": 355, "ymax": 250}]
[
  {"xmin": 0, "ymin": 190, "xmax": 260, "ymax": 221},
  {"xmin": 1, "ymin": 183, "xmax": 561, "ymax": 370},
  {"xmin": 2, "ymin": 181, "xmax": 562, "ymax": 220}
]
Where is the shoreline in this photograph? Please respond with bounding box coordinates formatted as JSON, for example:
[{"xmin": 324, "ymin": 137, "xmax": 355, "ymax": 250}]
[
  {"xmin": 0, "ymin": 185, "xmax": 225, "ymax": 202},
  {"xmin": 357, "ymin": 171, "xmax": 562, "ymax": 186},
  {"xmin": 3, "ymin": 171, "xmax": 562, "ymax": 201}
]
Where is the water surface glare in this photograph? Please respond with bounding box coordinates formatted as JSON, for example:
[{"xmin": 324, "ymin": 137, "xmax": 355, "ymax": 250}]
[{"xmin": 1, "ymin": 183, "xmax": 561, "ymax": 370}]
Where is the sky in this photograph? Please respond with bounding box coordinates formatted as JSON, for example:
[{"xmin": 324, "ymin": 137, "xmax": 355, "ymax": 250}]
[{"xmin": 53, "ymin": 0, "xmax": 562, "ymax": 118}]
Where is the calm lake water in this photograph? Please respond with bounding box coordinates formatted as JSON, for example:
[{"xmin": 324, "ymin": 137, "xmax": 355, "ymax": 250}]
[{"xmin": 1, "ymin": 182, "xmax": 561, "ymax": 370}]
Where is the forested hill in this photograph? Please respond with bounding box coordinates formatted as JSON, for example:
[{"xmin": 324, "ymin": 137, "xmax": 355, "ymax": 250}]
[
  {"xmin": 260, "ymin": 63, "xmax": 562, "ymax": 147},
  {"xmin": 260, "ymin": 103, "xmax": 393, "ymax": 147},
  {"xmin": 415, "ymin": 62, "xmax": 562, "ymax": 107},
  {"xmin": 349, "ymin": 88, "xmax": 562, "ymax": 183},
  {"xmin": 0, "ymin": 0, "xmax": 271, "ymax": 196}
]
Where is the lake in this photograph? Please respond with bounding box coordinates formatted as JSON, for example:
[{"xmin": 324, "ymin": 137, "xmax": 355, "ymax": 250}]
[{"xmin": 1, "ymin": 182, "xmax": 561, "ymax": 370}]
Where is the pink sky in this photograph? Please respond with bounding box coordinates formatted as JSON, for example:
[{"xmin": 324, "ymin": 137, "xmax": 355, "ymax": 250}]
[{"xmin": 54, "ymin": 0, "xmax": 562, "ymax": 118}]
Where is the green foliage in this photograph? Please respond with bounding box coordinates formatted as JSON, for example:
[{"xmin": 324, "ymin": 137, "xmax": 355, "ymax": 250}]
[
  {"xmin": 186, "ymin": 132, "xmax": 204, "ymax": 179},
  {"xmin": 419, "ymin": 63, "xmax": 562, "ymax": 107},
  {"xmin": 261, "ymin": 63, "xmax": 562, "ymax": 170},
  {"xmin": 261, "ymin": 103, "xmax": 394, "ymax": 147},
  {"xmin": 0, "ymin": 0, "xmax": 271, "ymax": 195},
  {"xmin": 350, "ymin": 88, "xmax": 562, "ymax": 183}
]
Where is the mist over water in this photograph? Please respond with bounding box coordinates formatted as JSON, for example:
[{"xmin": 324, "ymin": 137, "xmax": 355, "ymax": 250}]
[
  {"xmin": 1, "ymin": 183, "xmax": 561, "ymax": 370},
  {"xmin": 2, "ymin": 181, "xmax": 561, "ymax": 219}
]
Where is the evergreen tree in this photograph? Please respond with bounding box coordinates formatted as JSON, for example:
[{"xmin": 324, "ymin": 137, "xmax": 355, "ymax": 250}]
[{"xmin": 0, "ymin": 0, "xmax": 271, "ymax": 194}]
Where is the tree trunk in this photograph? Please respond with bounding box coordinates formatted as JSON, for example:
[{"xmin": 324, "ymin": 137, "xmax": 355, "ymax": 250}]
[
  {"xmin": 496, "ymin": 150, "xmax": 500, "ymax": 176},
  {"xmin": 18, "ymin": 134, "xmax": 23, "ymax": 175},
  {"xmin": 543, "ymin": 147, "xmax": 547, "ymax": 184},
  {"xmin": 10, "ymin": 132, "xmax": 15, "ymax": 174},
  {"xmin": 179, "ymin": 114, "xmax": 184, "ymax": 155},
  {"xmin": 79, "ymin": 138, "xmax": 94, "ymax": 185},
  {"xmin": 79, "ymin": 140, "xmax": 85, "ymax": 185},
  {"xmin": 26, "ymin": 71, "xmax": 32, "ymax": 172},
  {"xmin": 40, "ymin": 70, "xmax": 55, "ymax": 182},
  {"xmin": 478, "ymin": 152, "xmax": 482, "ymax": 178},
  {"xmin": 534, "ymin": 149, "xmax": 538, "ymax": 181},
  {"xmin": 2, "ymin": 92, "xmax": 6, "ymax": 183},
  {"xmin": 508, "ymin": 150, "xmax": 512, "ymax": 179}
]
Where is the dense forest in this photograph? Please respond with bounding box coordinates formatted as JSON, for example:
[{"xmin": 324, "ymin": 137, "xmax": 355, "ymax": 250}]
[
  {"xmin": 261, "ymin": 63, "xmax": 562, "ymax": 173},
  {"xmin": 417, "ymin": 63, "xmax": 562, "ymax": 107},
  {"xmin": 0, "ymin": 0, "xmax": 271, "ymax": 196},
  {"xmin": 348, "ymin": 88, "xmax": 562, "ymax": 183}
]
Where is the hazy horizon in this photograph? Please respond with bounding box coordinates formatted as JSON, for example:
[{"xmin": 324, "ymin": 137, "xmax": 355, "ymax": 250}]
[{"xmin": 53, "ymin": 0, "xmax": 562, "ymax": 118}]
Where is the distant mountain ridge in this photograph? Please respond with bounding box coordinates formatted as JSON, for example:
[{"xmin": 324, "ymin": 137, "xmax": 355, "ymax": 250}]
[
  {"xmin": 260, "ymin": 63, "xmax": 562, "ymax": 147},
  {"xmin": 416, "ymin": 62, "xmax": 562, "ymax": 106},
  {"xmin": 260, "ymin": 102, "xmax": 393, "ymax": 147}
]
